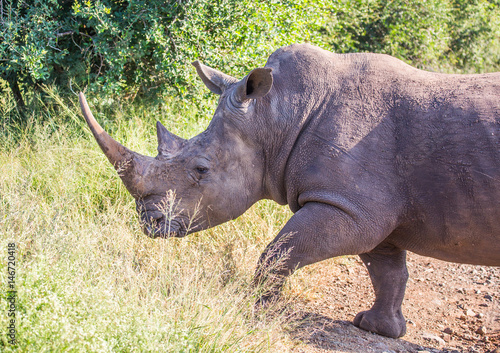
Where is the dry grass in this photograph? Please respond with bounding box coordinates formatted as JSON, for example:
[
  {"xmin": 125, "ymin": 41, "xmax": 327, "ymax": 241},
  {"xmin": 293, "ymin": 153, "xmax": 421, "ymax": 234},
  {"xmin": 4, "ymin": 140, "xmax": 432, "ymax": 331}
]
[{"xmin": 0, "ymin": 91, "xmax": 313, "ymax": 352}]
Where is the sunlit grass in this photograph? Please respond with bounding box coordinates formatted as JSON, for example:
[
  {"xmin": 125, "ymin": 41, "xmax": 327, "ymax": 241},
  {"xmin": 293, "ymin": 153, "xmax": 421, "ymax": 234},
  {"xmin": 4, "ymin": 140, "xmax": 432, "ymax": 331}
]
[{"xmin": 0, "ymin": 90, "xmax": 305, "ymax": 352}]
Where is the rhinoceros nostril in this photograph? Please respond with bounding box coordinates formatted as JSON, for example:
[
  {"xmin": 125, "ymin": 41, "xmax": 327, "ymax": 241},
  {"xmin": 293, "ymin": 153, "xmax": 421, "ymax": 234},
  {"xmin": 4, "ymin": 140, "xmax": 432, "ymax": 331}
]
[{"xmin": 141, "ymin": 210, "xmax": 164, "ymax": 223}]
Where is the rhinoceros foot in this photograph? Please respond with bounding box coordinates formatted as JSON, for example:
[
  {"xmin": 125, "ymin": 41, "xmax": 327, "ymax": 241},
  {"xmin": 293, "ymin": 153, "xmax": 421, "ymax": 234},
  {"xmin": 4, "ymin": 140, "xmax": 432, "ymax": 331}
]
[{"xmin": 353, "ymin": 309, "xmax": 406, "ymax": 338}]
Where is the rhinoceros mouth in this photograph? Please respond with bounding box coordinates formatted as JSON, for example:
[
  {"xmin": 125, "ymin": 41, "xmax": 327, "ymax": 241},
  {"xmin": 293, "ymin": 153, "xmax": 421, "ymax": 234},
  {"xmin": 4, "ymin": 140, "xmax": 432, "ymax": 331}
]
[{"xmin": 143, "ymin": 218, "xmax": 187, "ymax": 238}]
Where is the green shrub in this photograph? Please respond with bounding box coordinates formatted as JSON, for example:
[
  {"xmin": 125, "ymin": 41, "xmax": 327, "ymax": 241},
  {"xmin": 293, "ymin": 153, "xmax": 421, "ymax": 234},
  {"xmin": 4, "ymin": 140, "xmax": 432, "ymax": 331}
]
[
  {"xmin": 324, "ymin": 0, "xmax": 500, "ymax": 72},
  {"xmin": 448, "ymin": 0, "xmax": 500, "ymax": 72},
  {"xmin": 0, "ymin": 0, "xmax": 329, "ymax": 105},
  {"xmin": 1, "ymin": 0, "xmax": 500, "ymax": 111}
]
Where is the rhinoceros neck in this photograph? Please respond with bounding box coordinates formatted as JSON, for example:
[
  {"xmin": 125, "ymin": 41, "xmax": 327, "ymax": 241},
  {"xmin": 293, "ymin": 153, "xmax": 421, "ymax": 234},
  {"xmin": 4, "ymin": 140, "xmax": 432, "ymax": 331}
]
[{"xmin": 254, "ymin": 95, "xmax": 320, "ymax": 206}]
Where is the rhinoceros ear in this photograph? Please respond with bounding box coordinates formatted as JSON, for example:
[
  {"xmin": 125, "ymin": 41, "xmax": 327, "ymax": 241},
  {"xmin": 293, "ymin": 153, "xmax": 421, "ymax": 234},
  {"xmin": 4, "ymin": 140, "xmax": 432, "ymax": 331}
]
[
  {"xmin": 192, "ymin": 61, "xmax": 238, "ymax": 95},
  {"xmin": 156, "ymin": 121, "xmax": 185, "ymax": 156},
  {"xmin": 234, "ymin": 68, "xmax": 273, "ymax": 102}
]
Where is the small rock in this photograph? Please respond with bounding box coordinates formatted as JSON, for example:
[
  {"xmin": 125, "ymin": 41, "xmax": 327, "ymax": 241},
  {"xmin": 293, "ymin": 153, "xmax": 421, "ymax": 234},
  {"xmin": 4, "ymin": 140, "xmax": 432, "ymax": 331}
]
[
  {"xmin": 457, "ymin": 288, "xmax": 466, "ymax": 294},
  {"xmin": 476, "ymin": 325, "xmax": 487, "ymax": 335},
  {"xmin": 484, "ymin": 294, "xmax": 493, "ymax": 301},
  {"xmin": 422, "ymin": 332, "xmax": 446, "ymax": 346},
  {"xmin": 372, "ymin": 342, "xmax": 395, "ymax": 353},
  {"xmin": 462, "ymin": 332, "xmax": 474, "ymax": 340},
  {"xmin": 476, "ymin": 312, "xmax": 484, "ymax": 319},
  {"xmin": 466, "ymin": 308, "xmax": 476, "ymax": 317},
  {"xmin": 443, "ymin": 327, "xmax": 453, "ymax": 334}
]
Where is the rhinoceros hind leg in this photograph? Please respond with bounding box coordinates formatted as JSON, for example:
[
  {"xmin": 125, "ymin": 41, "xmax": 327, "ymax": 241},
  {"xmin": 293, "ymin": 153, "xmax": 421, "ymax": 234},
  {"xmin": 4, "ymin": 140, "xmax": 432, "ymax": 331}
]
[{"xmin": 353, "ymin": 243, "xmax": 408, "ymax": 338}]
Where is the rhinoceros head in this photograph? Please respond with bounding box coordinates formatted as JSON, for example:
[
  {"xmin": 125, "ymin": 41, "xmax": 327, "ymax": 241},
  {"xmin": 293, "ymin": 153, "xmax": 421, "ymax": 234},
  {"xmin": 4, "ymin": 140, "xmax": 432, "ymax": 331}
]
[{"xmin": 80, "ymin": 61, "xmax": 273, "ymax": 238}]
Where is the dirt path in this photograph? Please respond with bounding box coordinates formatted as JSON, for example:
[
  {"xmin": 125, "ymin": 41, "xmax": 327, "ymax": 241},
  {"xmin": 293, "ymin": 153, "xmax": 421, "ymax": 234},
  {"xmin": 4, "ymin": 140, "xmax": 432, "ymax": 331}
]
[{"xmin": 288, "ymin": 253, "xmax": 500, "ymax": 353}]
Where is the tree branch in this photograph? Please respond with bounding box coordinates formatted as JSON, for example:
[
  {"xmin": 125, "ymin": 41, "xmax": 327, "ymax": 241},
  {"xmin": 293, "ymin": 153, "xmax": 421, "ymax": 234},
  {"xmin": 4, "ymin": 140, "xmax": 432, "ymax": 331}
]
[{"xmin": 56, "ymin": 31, "xmax": 74, "ymax": 38}]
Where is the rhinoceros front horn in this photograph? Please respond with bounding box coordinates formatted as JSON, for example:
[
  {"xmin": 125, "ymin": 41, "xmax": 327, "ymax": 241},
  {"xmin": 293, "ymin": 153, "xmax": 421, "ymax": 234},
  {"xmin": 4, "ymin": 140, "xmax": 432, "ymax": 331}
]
[{"xmin": 79, "ymin": 92, "xmax": 150, "ymax": 196}]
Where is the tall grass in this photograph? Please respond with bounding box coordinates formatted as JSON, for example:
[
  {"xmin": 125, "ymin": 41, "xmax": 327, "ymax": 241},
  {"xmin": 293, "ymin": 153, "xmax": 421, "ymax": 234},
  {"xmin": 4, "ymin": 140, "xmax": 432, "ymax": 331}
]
[{"xmin": 0, "ymin": 89, "xmax": 303, "ymax": 352}]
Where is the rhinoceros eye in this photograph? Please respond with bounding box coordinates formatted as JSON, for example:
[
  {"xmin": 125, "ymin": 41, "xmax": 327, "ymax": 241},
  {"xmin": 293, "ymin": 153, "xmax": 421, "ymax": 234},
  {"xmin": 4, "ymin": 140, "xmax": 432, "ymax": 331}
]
[{"xmin": 195, "ymin": 166, "xmax": 209, "ymax": 175}]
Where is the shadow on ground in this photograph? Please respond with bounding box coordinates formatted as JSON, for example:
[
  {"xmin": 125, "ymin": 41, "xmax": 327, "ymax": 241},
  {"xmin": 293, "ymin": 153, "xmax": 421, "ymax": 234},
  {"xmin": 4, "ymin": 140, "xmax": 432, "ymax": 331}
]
[{"xmin": 289, "ymin": 312, "xmax": 441, "ymax": 353}]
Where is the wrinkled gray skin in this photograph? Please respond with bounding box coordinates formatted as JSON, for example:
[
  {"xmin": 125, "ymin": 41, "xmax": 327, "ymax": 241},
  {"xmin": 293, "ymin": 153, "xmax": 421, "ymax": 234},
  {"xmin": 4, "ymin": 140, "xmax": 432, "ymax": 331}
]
[{"xmin": 80, "ymin": 44, "xmax": 500, "ymax": 339}]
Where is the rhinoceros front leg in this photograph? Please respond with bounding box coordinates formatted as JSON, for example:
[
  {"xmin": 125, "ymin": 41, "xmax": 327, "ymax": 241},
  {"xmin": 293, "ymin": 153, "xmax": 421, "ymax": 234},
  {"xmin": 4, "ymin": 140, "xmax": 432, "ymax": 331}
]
[
  {"xmin": 353, "ymin": 243, "xmax": 408, "ymax": 338},
  {"xmin": 253, "ymin": 201, "xmax": 392, "ymax": 305}
]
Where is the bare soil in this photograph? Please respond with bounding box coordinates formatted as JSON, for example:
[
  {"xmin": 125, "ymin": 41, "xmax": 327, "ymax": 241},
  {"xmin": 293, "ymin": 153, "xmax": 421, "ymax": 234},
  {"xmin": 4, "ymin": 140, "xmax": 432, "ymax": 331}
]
[{"xmin": 288, "ymin": 253, "xmax": 499, "ymax": 353}]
